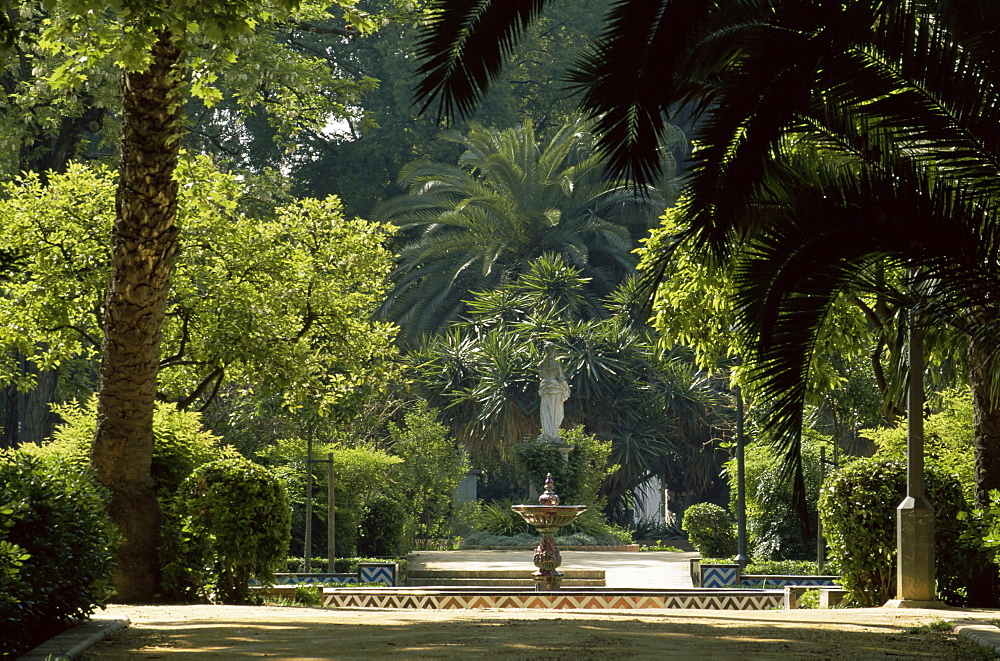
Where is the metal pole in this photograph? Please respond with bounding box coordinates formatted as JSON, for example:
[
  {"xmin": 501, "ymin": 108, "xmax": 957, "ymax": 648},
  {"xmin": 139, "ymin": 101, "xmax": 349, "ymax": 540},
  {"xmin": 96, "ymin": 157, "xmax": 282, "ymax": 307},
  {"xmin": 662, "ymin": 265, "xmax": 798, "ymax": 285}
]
[
  {"xmin": 734, "ymin": 385, "xmax": 749, "ymax": 568},
  {"xmin": 817, "ymin": 446, "xmax": 825, "ymax": 573},
  {"xmin": 304, "ymin": 436, "xmax": 313, "ymax": 573},
  {"xmin": 893, "ymin": 305, "xmax": 936, "ymax": 604},
  {"xmin": 327, "ymin": 453, "xmax": 335, "ymax": 572}
]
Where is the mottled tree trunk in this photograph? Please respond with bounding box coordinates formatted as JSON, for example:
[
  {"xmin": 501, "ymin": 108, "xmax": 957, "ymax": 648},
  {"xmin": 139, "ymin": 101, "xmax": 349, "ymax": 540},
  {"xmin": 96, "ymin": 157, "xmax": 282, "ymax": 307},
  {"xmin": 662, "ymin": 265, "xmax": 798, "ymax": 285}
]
[
  {"xmin": 970, "ymin": 330, "xmax": 1000, "ymax": 508},
  {"xmin": 91, "ymin": 31, "xmax": 182, "ymax": 602}
]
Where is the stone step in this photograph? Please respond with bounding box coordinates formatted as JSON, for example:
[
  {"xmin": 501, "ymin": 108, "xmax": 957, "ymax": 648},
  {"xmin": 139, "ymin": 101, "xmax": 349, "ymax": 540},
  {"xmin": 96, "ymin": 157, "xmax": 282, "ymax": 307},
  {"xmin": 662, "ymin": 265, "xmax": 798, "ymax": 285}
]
[
  {"xmin": 408, "ymin": 569, "xmax": 605, "ymax": 580},
  {"xmin": 407, "ymin": 577, "xmax": 606, "ymax": 587},
  {"xmin": 407, "ymin": 568, "xmax": 606, "ymax": 587}
]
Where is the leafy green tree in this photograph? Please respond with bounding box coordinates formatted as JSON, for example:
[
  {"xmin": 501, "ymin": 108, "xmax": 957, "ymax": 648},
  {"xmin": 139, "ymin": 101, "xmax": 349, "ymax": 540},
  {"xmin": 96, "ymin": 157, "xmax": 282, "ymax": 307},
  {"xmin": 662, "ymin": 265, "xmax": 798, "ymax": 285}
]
[
  {"xmin": 375, "ymin": 119, "xmax": 673, "ymax": 342},
  {"xmin": 0, "ymin": 158, "xmax": 398, "ymax": 416},
  {"xmin": 387, "ymin": 404, "xmax": 469, "ymax": 545},
  {"xmin": 34, "ymin": 0, "xmax": 362, "ymax": 600}
]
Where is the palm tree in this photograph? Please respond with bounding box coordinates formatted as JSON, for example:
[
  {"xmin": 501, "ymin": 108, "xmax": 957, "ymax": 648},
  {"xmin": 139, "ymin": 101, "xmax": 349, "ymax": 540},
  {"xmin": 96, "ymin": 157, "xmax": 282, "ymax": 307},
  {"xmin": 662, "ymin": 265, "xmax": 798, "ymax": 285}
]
[
  {"xmin": 413, "ymin": 0, "xmax": 1000, "ymax": 508},
  {"xmin": 374, "ymin": 119, "xmax": 673, "ymax": 343}
]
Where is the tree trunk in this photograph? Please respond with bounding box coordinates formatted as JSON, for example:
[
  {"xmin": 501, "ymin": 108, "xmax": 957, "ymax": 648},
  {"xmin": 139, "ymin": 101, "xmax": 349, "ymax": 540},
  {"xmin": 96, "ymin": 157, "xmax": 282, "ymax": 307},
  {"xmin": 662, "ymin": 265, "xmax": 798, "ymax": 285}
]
[
  {"xmin": 91, "ymin": 31, "xmax": 183, "ymax": 602},
  {"xmin": 969, "ymin": 331, "xmax": 1000, "ymax": 508},
  {"xmin": 3, "ymin": 354, "xmax": 59, "ymax": 448}
]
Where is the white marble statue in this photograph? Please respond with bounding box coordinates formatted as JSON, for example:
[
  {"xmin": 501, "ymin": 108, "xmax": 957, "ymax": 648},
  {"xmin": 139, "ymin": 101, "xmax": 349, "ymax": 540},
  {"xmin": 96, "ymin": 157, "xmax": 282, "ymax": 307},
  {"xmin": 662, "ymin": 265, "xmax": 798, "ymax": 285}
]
[{"xmin": 538, "ymin": 342, "xmax": 570, "ymax": 440}]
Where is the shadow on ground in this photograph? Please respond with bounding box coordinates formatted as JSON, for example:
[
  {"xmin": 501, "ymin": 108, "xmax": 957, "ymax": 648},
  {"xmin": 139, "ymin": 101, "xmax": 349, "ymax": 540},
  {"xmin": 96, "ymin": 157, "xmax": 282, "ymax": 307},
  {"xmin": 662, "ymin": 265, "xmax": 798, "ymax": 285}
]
[{"xmin": 84, "ymin": 610, "xmax": 991, "ymax": 659}]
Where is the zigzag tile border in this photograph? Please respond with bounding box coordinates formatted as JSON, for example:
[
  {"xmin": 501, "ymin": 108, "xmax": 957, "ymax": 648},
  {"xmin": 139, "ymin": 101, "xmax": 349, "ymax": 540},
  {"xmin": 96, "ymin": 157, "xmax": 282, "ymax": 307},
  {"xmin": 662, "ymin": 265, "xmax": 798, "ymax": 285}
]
[
  {"xmin": 320, "ymin": 588, "xmax": 783, "ymax": 610},
  {"xmin": 256, "ymin": 563, "xmax": 397, "ymax": 587},
  {"xmin": 740, "ymin": 576, "xmax": 839, "ymax": 588},
  {"xmin": 701, "ymin": 565, "xmax": 739, "ymax": 588}
]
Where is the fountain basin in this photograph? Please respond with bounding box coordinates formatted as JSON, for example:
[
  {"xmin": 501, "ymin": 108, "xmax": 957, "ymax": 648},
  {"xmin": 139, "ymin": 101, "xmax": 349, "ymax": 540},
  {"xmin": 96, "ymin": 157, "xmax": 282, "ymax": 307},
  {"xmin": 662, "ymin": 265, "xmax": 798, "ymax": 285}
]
[{"xmin": 511, "ymin": 504, "xmax": 587, "ymax": 533}]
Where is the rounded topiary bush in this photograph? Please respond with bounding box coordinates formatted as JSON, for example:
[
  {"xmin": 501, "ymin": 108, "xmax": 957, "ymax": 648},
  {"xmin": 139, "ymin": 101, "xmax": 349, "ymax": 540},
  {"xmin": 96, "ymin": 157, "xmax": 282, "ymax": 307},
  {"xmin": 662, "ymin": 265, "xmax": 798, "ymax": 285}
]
[
  {"xmin": 682, "ymin": 502, "xmax": 737, "ymax": 558},
  {"xmin": 170, "ymin": 457, "xmax": 291, "ymax": 603},
  {"xmin": 819, "ymin": 456, "xmax": 970, "ymax": 606},
  {"xmin": 358, "ymin": 498, "xmax": 408, "ymax": 557},
  {"xmin": 0, "ymin": 451, "xmax": 115, "ymax": 656}
]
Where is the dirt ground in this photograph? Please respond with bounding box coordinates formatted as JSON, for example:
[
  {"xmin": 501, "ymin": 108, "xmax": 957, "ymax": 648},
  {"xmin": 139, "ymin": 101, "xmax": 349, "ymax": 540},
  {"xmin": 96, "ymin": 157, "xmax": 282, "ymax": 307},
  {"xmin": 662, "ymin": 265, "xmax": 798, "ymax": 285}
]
[{"xmin": 81, "ymin": 604, "xmax": 998, "ymax": 659}]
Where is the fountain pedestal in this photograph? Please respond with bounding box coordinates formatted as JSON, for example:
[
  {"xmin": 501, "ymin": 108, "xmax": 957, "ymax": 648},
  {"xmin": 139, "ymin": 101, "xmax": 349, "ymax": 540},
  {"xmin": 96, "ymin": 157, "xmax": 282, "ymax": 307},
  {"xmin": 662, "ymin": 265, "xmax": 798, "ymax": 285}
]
[{"xmin": 512, "ymin": 474, "xmax": 586, "ymax": 591}]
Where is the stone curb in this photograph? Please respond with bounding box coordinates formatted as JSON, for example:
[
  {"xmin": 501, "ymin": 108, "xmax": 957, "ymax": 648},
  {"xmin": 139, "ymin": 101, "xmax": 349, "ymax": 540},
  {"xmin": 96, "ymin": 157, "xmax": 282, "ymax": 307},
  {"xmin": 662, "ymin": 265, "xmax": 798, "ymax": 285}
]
[
  {"xmin": 953, "ymin": 622, "xmax": 1000, "ymax": 654},
  {"xmin": 19, "ymin": 616, "xmax": 130, "ymax": 660}
]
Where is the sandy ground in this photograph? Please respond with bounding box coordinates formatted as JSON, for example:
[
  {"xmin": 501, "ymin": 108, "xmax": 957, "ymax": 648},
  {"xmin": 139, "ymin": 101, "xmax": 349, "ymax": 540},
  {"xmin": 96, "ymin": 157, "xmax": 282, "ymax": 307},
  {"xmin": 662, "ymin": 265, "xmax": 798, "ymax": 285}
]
[{"xmin": 82, "ymin": 603, "xmax": 1000, "ymax": 659}]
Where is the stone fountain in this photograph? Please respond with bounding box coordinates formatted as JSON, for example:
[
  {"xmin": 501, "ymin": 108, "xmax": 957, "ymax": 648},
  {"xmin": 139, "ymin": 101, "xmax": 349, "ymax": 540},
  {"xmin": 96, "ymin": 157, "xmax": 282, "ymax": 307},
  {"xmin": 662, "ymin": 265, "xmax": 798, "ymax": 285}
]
[{"xmin": 511, "ymin": 474, "xmax": 586, "ymax": 591}]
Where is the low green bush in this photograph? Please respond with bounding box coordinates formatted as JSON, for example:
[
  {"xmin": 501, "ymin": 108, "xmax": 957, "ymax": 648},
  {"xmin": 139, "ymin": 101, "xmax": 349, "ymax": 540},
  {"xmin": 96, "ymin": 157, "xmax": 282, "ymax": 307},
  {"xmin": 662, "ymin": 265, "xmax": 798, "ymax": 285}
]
[
  {"xmin": 631, "ymin": 516, "xmax": 684, "ymax": 541},
  {"xmin": 462, "ymin": 528, "xmax": 630, "ymax": 548},
  {"xmin": 26, "ymin": 397, "xmax": 237, "ymax": 603},
  {"xmin": 0, "ymin": 451, "xmax": 116, "ymax": 656},
  {"xmin": 742, "ymin": 560, "xmax": 838, "ymax": 576},
  {"xmin": 682, "ymin": 502, "xmax": 737, "ymax": 557},
  {"xmin": 170, "ymin": 457, "xmax": 291, "ymax": 603},
  {"xmin": 819, "ymin": 456, "xmax": 970, "ymax": 606},
  {"xmin": 473, "ymin": 498, "xmax": 533, "ymax": 537},
  {"xmin": 471, "ymin": 497, "xmax": 632, "ymax": 545},
  {"xmin": 294, "ymin": 585, "xmax": 322, "ymax": 606}
]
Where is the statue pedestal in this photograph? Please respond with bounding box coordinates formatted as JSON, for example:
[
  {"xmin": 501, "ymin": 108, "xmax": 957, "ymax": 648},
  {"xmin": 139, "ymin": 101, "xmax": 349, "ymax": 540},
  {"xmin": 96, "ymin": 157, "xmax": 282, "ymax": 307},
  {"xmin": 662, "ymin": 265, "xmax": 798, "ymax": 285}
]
[{"xmin": 538, "ymin": 433, "xmax": 572, "ymax": 463}]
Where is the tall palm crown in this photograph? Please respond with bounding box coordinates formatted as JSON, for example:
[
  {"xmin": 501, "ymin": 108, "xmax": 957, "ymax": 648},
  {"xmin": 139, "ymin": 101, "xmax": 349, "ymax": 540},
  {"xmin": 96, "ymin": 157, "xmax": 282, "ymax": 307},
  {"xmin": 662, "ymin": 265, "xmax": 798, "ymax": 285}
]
[
  {"xmin": 374, "ymin": 119, "xmax": 671, "ymax": 343},
  {"xmin": 413, "ymin": 0, "xmax": 1000, "ymax": 506}
]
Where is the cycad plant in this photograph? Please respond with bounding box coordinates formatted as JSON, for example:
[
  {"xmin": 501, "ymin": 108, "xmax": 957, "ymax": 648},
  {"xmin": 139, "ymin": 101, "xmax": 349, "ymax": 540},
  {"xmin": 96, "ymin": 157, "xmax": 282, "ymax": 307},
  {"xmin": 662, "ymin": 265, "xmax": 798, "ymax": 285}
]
[
  {"xmin": 407, "ymin": 255, "xmax": 727, "ymax": 513},
  {"xmin": 375, "ymin": 118, "xmax": 674, "ymax": 343}
]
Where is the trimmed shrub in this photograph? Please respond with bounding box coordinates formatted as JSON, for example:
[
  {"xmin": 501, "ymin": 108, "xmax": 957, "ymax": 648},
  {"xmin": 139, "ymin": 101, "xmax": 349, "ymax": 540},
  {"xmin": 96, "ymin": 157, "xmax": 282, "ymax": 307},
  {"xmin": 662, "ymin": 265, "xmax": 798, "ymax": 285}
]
[
  {"xmin": 358, "ymin": 498, "xmax": 407, "ymax": 557},
  {"xmin": 0, "ymin": 451, "xmax": 115, "ymax": 656},
  {"xmin": 682, "ymin": 502, "xmax": 737, "ymax": 557},
  {"xmin": 170, "ymin": 457, "xmax": 291, "ymax": 603},
  {"xmin": 27, "ymin": 397, "xmax": 239, "ymax": 602},
  {"xmin": 819, "ymin": 456, "xmax": 970, "ymax": 606}
]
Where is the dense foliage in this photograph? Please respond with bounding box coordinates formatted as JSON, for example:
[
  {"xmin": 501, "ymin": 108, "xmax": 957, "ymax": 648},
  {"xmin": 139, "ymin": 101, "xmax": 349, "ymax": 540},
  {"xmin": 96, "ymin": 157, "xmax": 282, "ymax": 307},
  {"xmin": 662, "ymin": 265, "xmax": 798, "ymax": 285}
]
[
  {"xmin": 262, "ymin": 437, "xmax": 402, "ymax": 558},
  {"xmin": 386, "ymin": 405, "xmax": 470, "ymax": 545},
  {"xmin": 357, "ymin": 498, "xmax": 408, "ymax": 557},
  {"xmin": 515, "ymin": 427, "xmax": 611, "ymax": 507},
  {"xmin": 0, "ymin": 159, "xmax": 398, "ymax": 413},
  {"xmin": 0, "ymin": 451, "xmax": 115, "ymax": 655},
  {"xmin": 725, "ymin": 431, "xmax": 825, "ymax": 560},
  {"xmin": 409, "ymin": 254, "xmax": 728, "ymax": 514},
  {"xmin": 865, "ymin": 389, "xmax": 976, "ymax": 502},
  {"xmin": 819, "ymin": 457, "xmax": 971, "ymax": 606},
  {"xmin": 682, "ymin": 502, "xmax": 737, "ymax": 558},
  {"xmin": 27, "ymin": 396, "xmax": 237, "ymax": 497},
  {"xmin": 171, "ymin": 458, "xmax": 291, "ymax": 603},
  {"xmin": 374, "ymin": 119, "xmax": 673, "ymax": 341}
]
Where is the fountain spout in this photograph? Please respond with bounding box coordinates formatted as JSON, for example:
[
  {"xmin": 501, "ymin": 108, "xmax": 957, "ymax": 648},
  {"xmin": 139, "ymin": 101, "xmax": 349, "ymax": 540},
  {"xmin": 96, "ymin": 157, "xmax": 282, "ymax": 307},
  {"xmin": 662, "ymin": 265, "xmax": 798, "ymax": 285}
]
[{"xmin": 511, "ymin": 474, "xmax": 586, "ymax": 590}]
